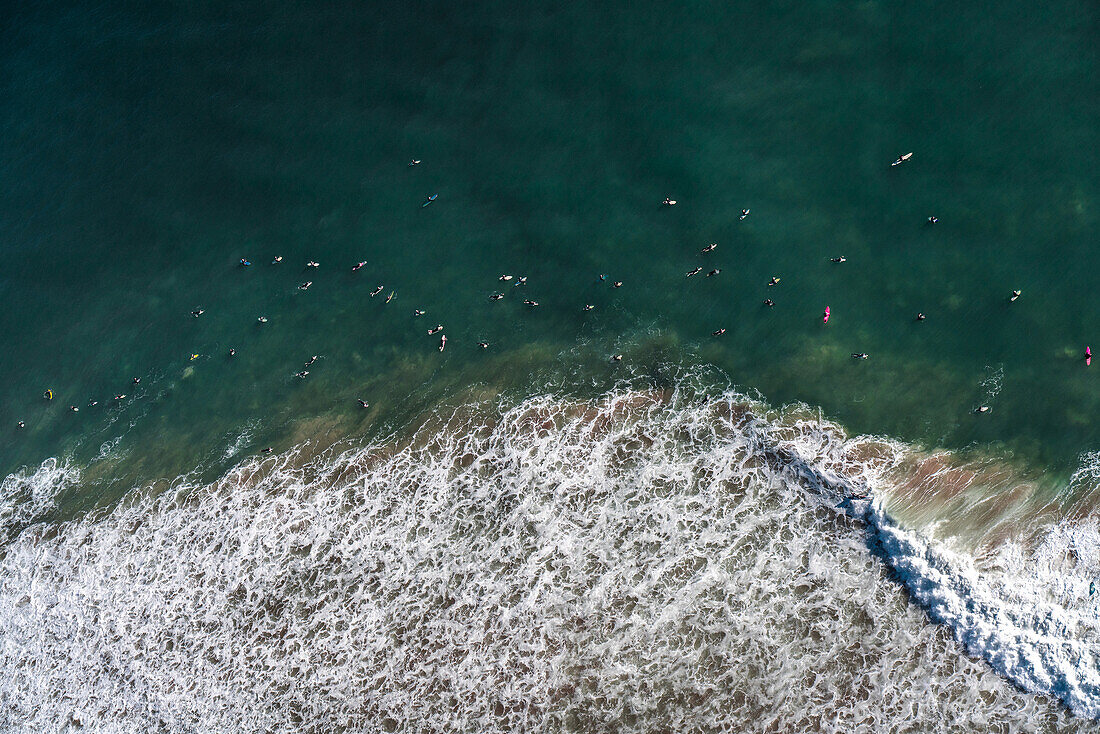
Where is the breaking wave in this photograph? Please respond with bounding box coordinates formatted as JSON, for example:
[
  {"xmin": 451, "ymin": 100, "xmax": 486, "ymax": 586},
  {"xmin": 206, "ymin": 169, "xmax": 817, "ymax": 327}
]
[{"xmin": 0, "ymin": 388, "xmax": 1096, "ymax": 732}]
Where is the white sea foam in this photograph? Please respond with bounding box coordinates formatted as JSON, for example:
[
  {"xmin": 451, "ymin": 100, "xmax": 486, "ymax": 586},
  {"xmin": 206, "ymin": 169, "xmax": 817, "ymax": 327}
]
[
  {"xmin": 0, "ymin": 391, "xmax": 1092, "ymax": 732},
  {"xmin": 0, "ymin": 457, "xmax": 79, "ymax": 542}
]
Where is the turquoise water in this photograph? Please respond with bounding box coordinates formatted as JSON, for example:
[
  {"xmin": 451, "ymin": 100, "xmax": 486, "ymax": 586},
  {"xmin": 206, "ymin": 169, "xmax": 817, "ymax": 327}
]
[{"xmin": 2, "ymin": 1, "xmax": 1100, "ymax": 729}]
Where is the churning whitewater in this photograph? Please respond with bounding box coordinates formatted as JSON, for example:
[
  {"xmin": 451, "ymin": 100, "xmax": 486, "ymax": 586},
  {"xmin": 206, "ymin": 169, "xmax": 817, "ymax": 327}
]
[{"xmin": 0, "ymin": 389, "xmax": 1095, "ymax": 732}]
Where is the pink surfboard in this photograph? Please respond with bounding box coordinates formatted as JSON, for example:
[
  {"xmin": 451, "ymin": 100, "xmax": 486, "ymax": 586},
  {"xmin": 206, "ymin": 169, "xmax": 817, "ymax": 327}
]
[
  {"xmin": 1088, "ymin": 346, "xmax": 1092, "ymax": 366},
  {"xmin": 823, "ymin": 306, "xmax": 830, "ymax": 324}
]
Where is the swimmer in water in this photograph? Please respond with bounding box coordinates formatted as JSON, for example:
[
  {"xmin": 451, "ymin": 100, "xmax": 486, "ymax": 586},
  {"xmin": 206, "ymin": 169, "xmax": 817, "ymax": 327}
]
[
  {"xmin": 523, "ymin": 300, "xmax": 539, "ymax": 307},
  {"xmin": 768, "ymin": 277, "xmax": 781, "ymax": 286},
  {"xmin": 686, "ymin": 267, "xmax": 703, "ymax": 277},
  {"xmin": 439, "ymin": 335, "xmax": 447, "ymax": 352},
  {"xmin": 192, "ymin": 309, "xmax": 205, "ymax": 317},
  {"xmin": 257, "ymin": 316, "xmax": 268, "ymax": 323},
  {"xmin": 352, "ymin": 261, "xmax": 367, "ymax": 271},
  {"xmin": 414, "ymin": 309, "xmax": 425, "ymax": 317},
  {"xmin": 662, "ymin": 197, "xmax": 677, "ymax": 206},
  {"xmin": 298, "ymin": 281, "xmax": 312, "ymax": 290},
  {"xmin": 305, "ymin": 356, "xmax": 318, "ymax": 366},
  {"xmin": 706, "ymin": 269, "xmax": 720, "ymax": 277},
  {"xmin": 610, "ymin": 354, "xmax": 623, "ymax": 362},
  {"xmin": 739, "ymin": 209, "xmax": 750, "ymax": 220},
  {"xmin": 583, "ymin": 304, "xmax": 595, "ymax": 311},
  {"xmin": 712, "ymin": 328, "xmax": 726, "ymax": 336},
  {"xmin": 927, "ymin": 216, "xmax": 938, "ymax": 224},
  {"xmin": 240, "ymin": 258, "xmax": 252, "ymax": 267},
  {"xmin": 295, "ymin": 371, "xmax": 309, "ymax": 379},
  {"xmin": 370, "ymin": 285, "xmax": 384, "ymax": 297},
  {"xmin": 830, "ymin": 256, "xmax": 846, "ymax": 263},
  {"xmin": 271, "ymin": 256, "xmax": 283, "ymax": 264},
  {"xmin": 478, "ymin": 341, "xmax": 489, "ymax": 349},
  {"xmin": 489, "ymin": 293, "xmax": 504, "ymax": 300},
  {"xmin": 763, "ymin": 299, "xmax": 774, "ymax": 307},
  {"xmin": 701, "ymin": 243, "xmax": 717, "ymax": 253},
  {"xmin": 1010, "ymin": 290, "xmax": 1022, "ymax": 302},
  {"xmin": 358, "ymin": 399, "xmax": 370, "ymax": 408},
  {"xmin": 851, "ymin": 353, "xmax": 869, "ymax": 360},
  {"xmin": 427, "ymin": 325, "xmax": 443, "ymax": 335}
]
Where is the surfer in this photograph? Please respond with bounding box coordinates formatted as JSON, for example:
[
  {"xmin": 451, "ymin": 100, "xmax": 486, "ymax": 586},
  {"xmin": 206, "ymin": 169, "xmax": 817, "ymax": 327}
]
[
  {"xmin": 927, "ymin": 216, "xmax": 939, "ymax": 224},
  {"xmin": 305, "ymin": 356, "xmax": 318, "ymax": 367},
  {"xmin": 306, "ymin": 261, "xmax": 319, "ymax": 269},
  {"xmin": 823, "ymin": 306, "xmax": 830, "ymax": 324},
  {"xmin": 370, "ymin": 285, "xmax": 384, "ymax": 297},
  {"xmin": 830, "ymin": 256, "xmax": 846, "ymax": 263},
  {"xmin": 499, "ymin": 275, "xmax": 513, "ymax": 281},
  {"xmin": 686, "ymin": 267, "xmax": 703, "ymax": 277},
  {"xmin": 610, "ymin": 354, "xmax": 623, "ymax": 362},
  {"xmin": 298, "ymin": 281, "xmax": 312, "ymax": 290},
  {"xmin": 408, "ymin": 159, "xmax": 421, "ymax": 167},
  {"xmin": 583, "ymin": 304, "xmax": 595, "ymax": 311},
  {"xmin": 414, "ymin": 309, "xmax": 426, "ymax": 317},
  {"xmin": 422, "ymin": 194, "xmax": 438, "ymax": 207},
  {"xmin": 1010, "ymin": 290, "xmax": 1022, "ymax": 302},
  {"xmin": 701, "ymin": 243, "xmax": 717, "ymax": 253},
  {"xmin": 892, "ymin": 152, "xmax": 913, "ymax": 166},
  {"xmin": 70, "ymin": 405, "xmax": 79, "ymax": 412},
  {"xmin": 523, "ymin": 299, "xmax": 539, "ymax": 307},
  {"xmin": 229, "ymin": 348, "xmax": 236, "ymax": 357},
  {"xmin": 916, "ymin": 313, "xmax": 926, "ymax": 321},
  {"xmin": 706, "ymin": 269, "xmax": 720, "ymax": 277},
  {"xmin": 851, "ymin": 353, "xmax": 869, "ymax": 360},
  {"xmin": 257, "ymin": 316, "xmax": 268, "ymax": 323},
  {"xmin": 239, "ymin": 258, "xmax": 252, "ymax": 267},
  {"xmin": 294, "ymin": 371, "xmax": 309, "ymax": 379},
  {"xmin": 662, "ymin": 197, "xmax": 677, "ymax": 206},
  {"xmin": 132, "ymin": 377, "xmax": 140, "ymax": 384},
  {"xmin": 191, "ymin": 309, "xmax": 205, "ymax": 317},
  {"xmin": 516, "ymin": 276, "xmax": 527, "ymax": 286},
  {"xmin": 17, "ymin": 421, "xmax": 24, "ymax": 429},
  {"xmin": 114, "ymin": 394, "xmax": 126, "ymax": 401},
  {"xmin": 358, "ymin": 399, "xmax": 370, "ymax": 408},
  {"xmin": 768, "ymin": 277, "xmax": 781, "ymax": 286},
  {"xmin": 976, "ymin": 405, "xmax": 991, "ymax": 413},
  {"xmin": 478, "ymin": 341, "xmax": 489, "ymax": 349},
  {"xmin": 385, "ymin": 291, "xmax": 395, "ymax": 303},
  {"xmin": 427, "ymin": 325, "xmax": 443, "ymax": 335},
  {"xmin": 489, "ymin": 293, "xmax": 504, "ymax": 300},
  {"xmin": 763, "ymin": 299, "xmax": 774, "ymax": 307},
  {"xmin": 712, "ymin": 328, "xmax": 726, "ymax": 336},
  {"xmin": 43, "ymin": 389, "xmax": 53, "ymax": 400},
  {"xmin": 612, "ymin": 281, "xmax": 623, "ymax": 288},
  {"xmin": 1087, "ymin": 346, "xmax": 1092, "ymax": 366},
  {"xmin": 352, "ymin": 261, "xmax": 367, "ymax": 271},
  {"xmin": 740, "ymin": 209, "xmax": 750, "ymax": 220},
  {"xmin": 439, "ymin": 335, "xmax": 447, "ymax": 352},
  {"xmin": 271, "ymin": 256, "xmax": 283, "ymax": 264}
]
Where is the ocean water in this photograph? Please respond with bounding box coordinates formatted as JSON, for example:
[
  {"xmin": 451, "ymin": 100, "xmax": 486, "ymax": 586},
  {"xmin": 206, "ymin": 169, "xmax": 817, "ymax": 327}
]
[{"xmin": 2, "ymin": 0, "xmax": 1099, "ymax": 730}]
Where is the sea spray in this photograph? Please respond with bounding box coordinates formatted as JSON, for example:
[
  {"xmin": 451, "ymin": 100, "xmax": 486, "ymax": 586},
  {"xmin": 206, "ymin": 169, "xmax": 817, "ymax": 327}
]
[{"xmin": 0, "ymin": 390, "xmax": 1090, "ymax": 732}]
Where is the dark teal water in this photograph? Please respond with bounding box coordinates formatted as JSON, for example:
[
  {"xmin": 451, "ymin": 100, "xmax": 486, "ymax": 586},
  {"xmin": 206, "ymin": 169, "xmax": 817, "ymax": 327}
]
[{"xmin": 1, "ymin": 0, "xmax": 1098, "ymax": 491}]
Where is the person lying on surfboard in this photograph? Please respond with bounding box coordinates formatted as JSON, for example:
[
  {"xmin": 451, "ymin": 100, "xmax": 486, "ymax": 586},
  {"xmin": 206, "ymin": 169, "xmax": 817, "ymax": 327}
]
[{"xmin": 892, "ymin": 152, "xmax": 913, "ymax": 166}]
